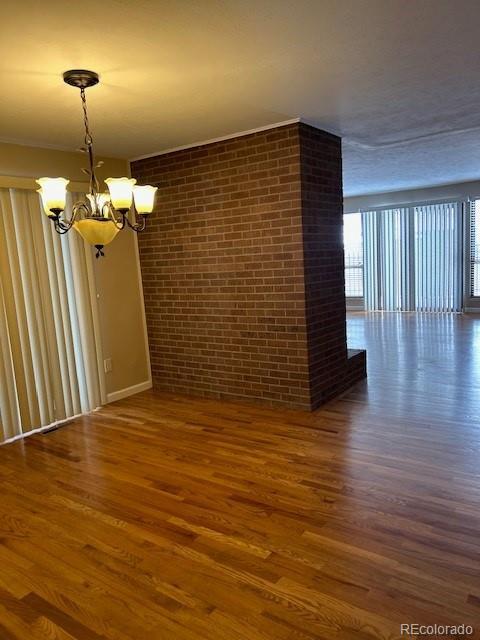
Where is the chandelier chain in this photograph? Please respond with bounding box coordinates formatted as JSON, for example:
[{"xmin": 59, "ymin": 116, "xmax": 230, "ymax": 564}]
[{"xmin": 80, "ymin": 88, "xmax": 93, "ymax": 147}]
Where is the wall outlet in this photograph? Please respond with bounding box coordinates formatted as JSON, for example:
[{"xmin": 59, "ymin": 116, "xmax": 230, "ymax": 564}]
[{"xmin": 104, "ymin": 358, "xmax": 112, "ymax": 373}]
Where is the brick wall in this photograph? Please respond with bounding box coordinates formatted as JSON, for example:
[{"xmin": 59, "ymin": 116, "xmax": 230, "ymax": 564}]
[{"xmin": 131, "ymin": 122, "xmax": 365, "ymax": 410}]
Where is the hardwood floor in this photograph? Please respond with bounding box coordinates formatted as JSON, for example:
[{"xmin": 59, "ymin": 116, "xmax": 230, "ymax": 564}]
[{"xmin": 1, "ymin": 312, "xmax": 479, "ymax": 639}]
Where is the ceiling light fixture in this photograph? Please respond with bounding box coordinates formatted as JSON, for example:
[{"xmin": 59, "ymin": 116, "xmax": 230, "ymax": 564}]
[{"xmin": 36, "ymin": 70, "xmax": 157, "ymax": 257}]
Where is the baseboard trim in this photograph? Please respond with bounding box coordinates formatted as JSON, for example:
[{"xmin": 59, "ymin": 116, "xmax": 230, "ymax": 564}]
[
  {"xmin": 106, "ymin": 380, "xmax": 152, "ymax": 404},
  {"xmin": 0, "ymin": 409, "xmax": 95, "ymax": 446}
]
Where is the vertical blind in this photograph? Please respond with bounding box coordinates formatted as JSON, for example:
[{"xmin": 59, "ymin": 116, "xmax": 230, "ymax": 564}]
[
  {"xmin": 362, "ymin": 202, "xmax": 463, "ymax": 312},
  {"xmin": 414, "ymin": 203, "xmax": 463, "ymax": 312},
  {"xmin": 0, "ymin": 188, "xmax": 105, "ymax": 443},
  {"xmin": 469, "ymin": 199, "xmax": 480, "ymax": 297}
]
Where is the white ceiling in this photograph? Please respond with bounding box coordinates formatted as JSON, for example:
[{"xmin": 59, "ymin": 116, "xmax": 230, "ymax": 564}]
[{"xmin": 1, "ymin": 0, "xmax": 480, "ymax": 196}]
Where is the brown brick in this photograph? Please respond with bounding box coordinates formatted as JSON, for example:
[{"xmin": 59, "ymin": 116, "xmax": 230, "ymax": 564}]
[{"xmin": 131, "ymin": 122, "xmax": 365, "ymax": 410}]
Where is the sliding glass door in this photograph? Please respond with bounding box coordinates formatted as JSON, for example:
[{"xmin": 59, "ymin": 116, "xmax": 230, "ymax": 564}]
[
  {"xmin": 0, "ymin": 189, "xmax": 105, "ymax": 443},
  {"xmin": 414, "ymin": 203, "xmax": 463, "ymax": 312},
  {"xmin": 362, "ymin": 207, "xmax": 412, "ymax": 311},
  {"xmin": 362, "ymin": 203, "xmax": 463, "ymax": 312}
]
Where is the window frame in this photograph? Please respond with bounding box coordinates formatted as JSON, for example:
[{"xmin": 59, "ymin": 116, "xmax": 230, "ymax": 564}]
[{"xmin": 343, "ymin": 211, "xmax": 365, "ymax": 307}]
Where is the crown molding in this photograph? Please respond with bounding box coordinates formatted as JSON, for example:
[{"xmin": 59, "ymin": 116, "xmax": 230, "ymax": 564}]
[{"xmin": 129, "ymin": 118, "xmax": 302, "ymax": 162}]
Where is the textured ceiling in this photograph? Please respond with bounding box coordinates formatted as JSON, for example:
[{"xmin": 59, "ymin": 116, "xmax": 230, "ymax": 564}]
[{"xmin": 1, "ymin": 0, "xmax": 480, "ymax": 196}]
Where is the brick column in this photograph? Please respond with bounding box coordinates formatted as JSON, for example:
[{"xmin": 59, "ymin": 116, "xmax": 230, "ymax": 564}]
[
  {"xmin": 300, "ymin": 124, "xmax": 366, "ymax": 407},
  {"xmin": 131, "ymin": 122, "xmax": 365, "ymax": 410}
]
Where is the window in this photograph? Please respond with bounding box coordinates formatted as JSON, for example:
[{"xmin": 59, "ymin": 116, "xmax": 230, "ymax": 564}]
[
  {"xmin": 469, "ymin": 199, "xmax": 480, "ymax": 297},
  {"xmin": 362, "ymin": 203, "xmax": 463, "ymax": 312},
  {"xmin": 343, "ymin": 212, "xmax": 363, "ymax": 298}
]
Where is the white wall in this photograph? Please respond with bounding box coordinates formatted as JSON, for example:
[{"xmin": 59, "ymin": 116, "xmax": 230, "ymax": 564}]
[{"xmin": 344, "ymin": 179, "xmax": 480, "ymax": 214}]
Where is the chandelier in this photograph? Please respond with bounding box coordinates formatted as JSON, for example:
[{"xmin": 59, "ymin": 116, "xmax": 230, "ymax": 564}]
[{"xmin": 36, "ymin": 70, "xmax": 157, "ymax": 257}]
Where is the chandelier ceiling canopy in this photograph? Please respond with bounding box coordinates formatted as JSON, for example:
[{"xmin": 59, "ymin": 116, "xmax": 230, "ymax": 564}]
[{"xmin": 36, "ymin": 69, "xmax": 157, "ymax": 257}]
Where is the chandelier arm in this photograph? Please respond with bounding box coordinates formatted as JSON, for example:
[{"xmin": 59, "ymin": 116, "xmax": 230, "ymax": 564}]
[
  {"xmin": 53, "ymin": 219, "xmax": 71, "ymax": 235},
  {"xmin": 54, "ymin": 201, "xmax": 88, "ymax": 234},
  {"xmin": 55, "ymin": 217, "xmax": 70, "ymax": 231},
  {"xmin": 114, "ymin": 214, "xmax": 127, "ymax": 230},
  {"xmin": 124, "ymin": 212, "xmax": 146, "ymax": 232},
  {"xmin": 72, "ymin": 202, "xmax": 90, "ymax": 218},
  {"xmin": 104, "ymin": 202, "xmax": 128, "ymax": 229},
  {"xmin": 52, "ymin": 210, "xmax": 73, "ymax": 235},
  {"xmin": 135, "ymin": 216, "xmax": 147, "ymax": 232},
  {"xmin": 124, "ymin": 211, "xmax": 137, "ymax": 230}
]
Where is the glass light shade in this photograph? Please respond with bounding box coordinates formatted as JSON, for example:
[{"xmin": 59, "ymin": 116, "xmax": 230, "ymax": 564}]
[
  {"xmin": 73, "ymin": 218, "xmax": 119, "ymax": 247},
  {"xmin": 37, "ymin": 189, "xmax": 56, "ymax": 218},
  {"xmin": 133, "ymin": 185, "xmax": 157, "ymax": 214},
  {"xmin": 36, "ymin": 177, "xmax": 69, "ymax": 215},
  {"xmin": 105, "ymin": 177, "xmax": 136, "ymax": 211},
  {"xmin": 87, "ymin": 192, "xmax": 111, "ymax": 217}
]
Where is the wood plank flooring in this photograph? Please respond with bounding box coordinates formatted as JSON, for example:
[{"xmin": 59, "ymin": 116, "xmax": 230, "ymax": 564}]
[{"xmin": 1, "ymin": 312, "xmax": 479, "ymax": 639}]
